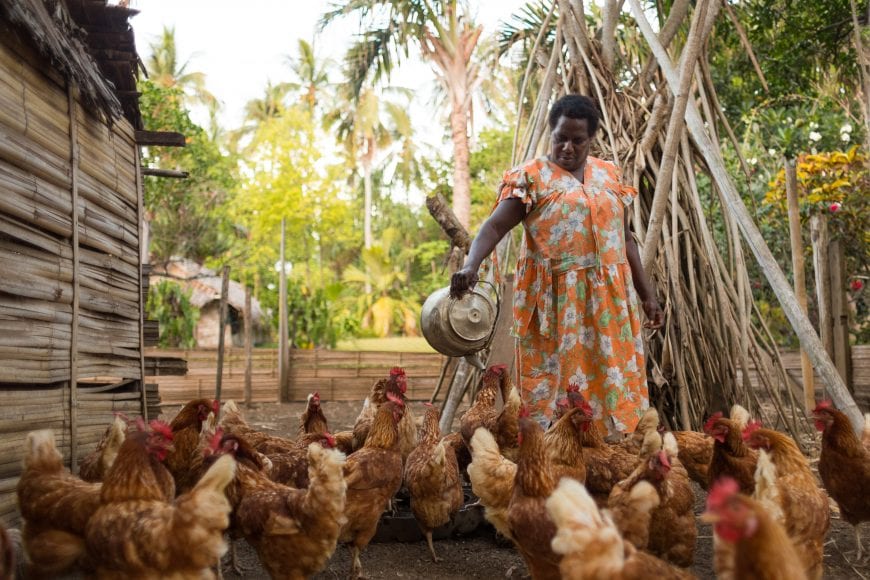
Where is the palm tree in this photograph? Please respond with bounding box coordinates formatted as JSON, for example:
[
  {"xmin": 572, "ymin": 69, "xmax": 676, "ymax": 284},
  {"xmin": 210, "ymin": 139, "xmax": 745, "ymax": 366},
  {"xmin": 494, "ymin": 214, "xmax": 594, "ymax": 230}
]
[
  {"xmin": 146, "ymin": 26, "xmax": 216, "ymax": 107},
  {"xmin": 230, "ymin": 80, "xmax": 295, "ymax": 149},
  {"xmin": 286, "ymin": 39, "xmax": 333, "ymax": 111},
  {"xmin": 321, "ymin": 0, "xmax": 483, "ymax": 229}
]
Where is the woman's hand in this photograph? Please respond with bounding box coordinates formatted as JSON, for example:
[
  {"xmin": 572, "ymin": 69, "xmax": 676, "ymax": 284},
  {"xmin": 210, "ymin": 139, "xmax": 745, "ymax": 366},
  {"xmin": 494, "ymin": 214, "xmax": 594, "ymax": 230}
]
[
  {"xmin": 642, "ymin": 299, "xmax": 664, "ymax": 329},
  {"xmin": 450, "ymin": 267, "xmax": 479, "ymax": 299}
]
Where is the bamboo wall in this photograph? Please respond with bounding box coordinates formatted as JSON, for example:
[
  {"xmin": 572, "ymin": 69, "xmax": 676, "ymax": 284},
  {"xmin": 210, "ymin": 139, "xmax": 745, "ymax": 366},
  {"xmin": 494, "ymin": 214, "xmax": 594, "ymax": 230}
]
[
  {"xmin": 149, "ymin": 348, "xmax": 448, "ymax": 407},
  {"xmin": 0, "ymin": 36, "xmax": 144, "ymax": 525}
]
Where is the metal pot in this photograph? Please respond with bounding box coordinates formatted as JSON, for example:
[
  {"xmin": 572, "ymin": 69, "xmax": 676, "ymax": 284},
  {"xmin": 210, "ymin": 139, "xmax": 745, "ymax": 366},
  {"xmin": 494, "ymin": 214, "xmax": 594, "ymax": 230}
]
[{"xmin": 420, "ymin": 282, "xmax": 498, "ymax": 358}]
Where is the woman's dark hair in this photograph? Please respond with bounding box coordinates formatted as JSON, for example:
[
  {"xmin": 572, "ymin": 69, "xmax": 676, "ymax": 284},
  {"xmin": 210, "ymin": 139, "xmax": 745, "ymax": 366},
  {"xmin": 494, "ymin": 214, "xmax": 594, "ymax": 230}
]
[{"xmin": 548, "ymin": 94, "xmax": 601, "ymax": 133}]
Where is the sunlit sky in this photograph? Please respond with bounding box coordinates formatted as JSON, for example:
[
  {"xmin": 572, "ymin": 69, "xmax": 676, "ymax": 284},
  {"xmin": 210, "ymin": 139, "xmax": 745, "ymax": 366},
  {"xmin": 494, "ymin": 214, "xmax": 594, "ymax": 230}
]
[{"xmin": 129, "ymin": 0, "xmax": 529, "ymax": 139}]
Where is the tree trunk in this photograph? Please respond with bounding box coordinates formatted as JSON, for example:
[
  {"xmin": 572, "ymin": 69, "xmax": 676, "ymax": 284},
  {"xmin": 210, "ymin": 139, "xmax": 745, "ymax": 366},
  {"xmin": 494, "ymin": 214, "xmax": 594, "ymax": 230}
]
[
  {"xmin": 449, "ymin": 96, "xmax": 472, "ymax": 230},
  {"xmin": 630, "ymin": 0, "xmax": 865, "ymax": 433},
  {"xmin": 363, "ymin": 151, "xmax": 373, "ymax": 294}
]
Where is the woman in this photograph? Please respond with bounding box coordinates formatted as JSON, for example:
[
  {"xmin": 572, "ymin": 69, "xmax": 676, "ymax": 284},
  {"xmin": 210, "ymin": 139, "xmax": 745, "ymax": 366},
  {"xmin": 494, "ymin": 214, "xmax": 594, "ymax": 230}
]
[{"xmin": 450, "ymin": 94, "xmax": 663, "ymax": 437}]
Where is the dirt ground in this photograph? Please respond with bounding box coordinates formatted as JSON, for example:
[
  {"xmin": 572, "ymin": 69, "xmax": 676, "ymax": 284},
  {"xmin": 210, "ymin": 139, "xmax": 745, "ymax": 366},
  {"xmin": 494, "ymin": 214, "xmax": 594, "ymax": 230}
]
[{"xmin": 174, "ymin": 399, "xmax": 869, "ymax": 580}]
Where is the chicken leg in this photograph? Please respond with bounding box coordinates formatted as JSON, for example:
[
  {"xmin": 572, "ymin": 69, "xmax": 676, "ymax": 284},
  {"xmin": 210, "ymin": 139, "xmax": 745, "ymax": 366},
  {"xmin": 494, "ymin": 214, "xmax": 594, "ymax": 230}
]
[
  {"xmin": 855, "ymin": 526, "xmax": 865, "ymax": 562},
  {"xmin": 349, "ymin": 545, "xmax": 364, "ymax": 579},
  {"xmin": 424, "ymin": 530, "xmax": 442, "ymax": 562}
]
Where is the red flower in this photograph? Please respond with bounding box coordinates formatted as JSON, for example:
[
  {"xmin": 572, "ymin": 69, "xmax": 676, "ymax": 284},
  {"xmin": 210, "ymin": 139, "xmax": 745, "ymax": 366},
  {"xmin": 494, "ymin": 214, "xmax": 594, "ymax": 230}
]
[{"xmin": 829, "ymin": 201, "xmax": 842, "ymax": 212}]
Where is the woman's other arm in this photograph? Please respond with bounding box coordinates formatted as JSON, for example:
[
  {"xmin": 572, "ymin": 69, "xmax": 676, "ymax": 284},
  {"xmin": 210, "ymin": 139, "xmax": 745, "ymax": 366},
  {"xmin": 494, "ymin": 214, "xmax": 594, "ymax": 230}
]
[
  {"xmin": 449, "ymin": 198, "xmax": 526, "ymax": 298},
  {"xmin": 624, "ymin": 212, "xmax": 664, "ymax": 329}
]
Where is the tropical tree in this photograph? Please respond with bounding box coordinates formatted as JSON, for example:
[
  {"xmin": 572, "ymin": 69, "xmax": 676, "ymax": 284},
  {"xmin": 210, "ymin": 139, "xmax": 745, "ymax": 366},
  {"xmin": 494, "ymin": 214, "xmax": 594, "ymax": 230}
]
[
  {"xmin": 286, "ymin": 39, "xmax": 333, "ymax": 111},
  {"xmin": 146, "ymin": 26, "xmax": 216, "ymax": 107},
  {"xmin": 321, "ymin": 0, "xmax": 484, "ymax": 229}
]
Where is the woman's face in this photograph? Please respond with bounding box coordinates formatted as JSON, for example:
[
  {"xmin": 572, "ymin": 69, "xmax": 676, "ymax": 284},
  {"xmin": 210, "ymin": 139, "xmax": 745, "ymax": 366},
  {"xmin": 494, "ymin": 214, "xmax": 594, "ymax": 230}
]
[{"xmin": 550, "ymin": 116, "xmax": 592, "ymax": 174}]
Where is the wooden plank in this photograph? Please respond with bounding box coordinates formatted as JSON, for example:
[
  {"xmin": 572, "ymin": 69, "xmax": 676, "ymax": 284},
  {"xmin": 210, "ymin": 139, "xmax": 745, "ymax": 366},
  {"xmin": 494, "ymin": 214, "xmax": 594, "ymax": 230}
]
[
  {"xmin": 141, "ymin": 167, "xmax": 188, "ymax": 179},
  {"xmin": 829, "ymin": 240, "xmax": 852, "ymax": 389},
  {"xmin": 68, "ymin": 86, "xmax": 80, "ymax": 472},
  {"xmin": 134, "ymin": 130, "xmax": 186, "ymax": 147}
]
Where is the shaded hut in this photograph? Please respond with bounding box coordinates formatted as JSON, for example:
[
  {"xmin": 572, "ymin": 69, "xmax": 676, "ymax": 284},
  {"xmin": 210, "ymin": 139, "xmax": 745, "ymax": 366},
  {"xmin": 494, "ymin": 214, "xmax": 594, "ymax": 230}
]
[
  {"xmin": 0, "ymin": 0, "xmax": 145, "ymax": 525},
  {"xmin": 151, "ymin": 258, "xmax": 264, "ymax": 348}
]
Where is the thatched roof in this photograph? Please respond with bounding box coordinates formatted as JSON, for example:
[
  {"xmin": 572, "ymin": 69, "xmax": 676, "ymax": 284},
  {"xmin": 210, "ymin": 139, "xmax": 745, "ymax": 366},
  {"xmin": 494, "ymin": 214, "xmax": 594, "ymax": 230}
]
[{"xmin": 0, "ymin": 0, "xmax": 141, "ymax": 126}]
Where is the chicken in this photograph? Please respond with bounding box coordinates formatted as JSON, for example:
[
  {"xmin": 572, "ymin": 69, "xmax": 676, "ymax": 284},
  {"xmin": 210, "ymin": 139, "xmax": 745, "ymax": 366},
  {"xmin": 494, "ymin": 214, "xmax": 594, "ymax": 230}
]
[
  {"xmin": 221, "ymin": 400, "xmax": 298, "ymax": 455},
  {"xmin": 671, "ymin": 429, "xmax": 714, "ymax": 490},
  {"xmin": 812, "ymin": 400, "xmax": 870, "ymax": 560},
  {"xmin": 221, "ymin": 433, "xmax": 348, "ymax": 580},
  {"xmin": 84, "ymin": 419, "xmax": 235, "ymax": 578},
  {"xmin": 575, "ymin": 405, "xmax": 641, "ymax": 502},
  {"xmin": 467, "ymin": 427, "xmax": 516, "ymax": 540},
  {"xmin": 340, "ymin": 393, "xmax": 406, "ymax": 578},
  {"xmin": 863, "ymin": 413, "xmax": 870, "ymax": 452},
  {"xmin": 506, "ymin": 414, "xmax": 561, "ymax": 580},
  {"xmin": 460, "ymin": 364, "xmax": 509, "ymax": 447},
  {"xmin": 404, "ymin": 404, "xmax": 463, "ymax": 562},
  {"xmin": 703, "ymin": 477, "xmax": 808, "ymax": 580},
  {"xmin": 16, "ymin": 429, "xmax": 103, "ymax": 577},
  {"xmin": 78, "ymin": 415, "xmax": 127, "ymax": 483},
  {"xmin": 606, "ymin": 475, "xmax": 661, "ymax": 550},
  {"xmin": 442, "ymin": 430, "xmax": 472, "ymax": 475},
  {"xmin": 268, "ymin": 432, "xmax": 337, "ymax": 488},
  {"xmin": 543, "ymin": 405, "xmax": 590, "ymax": 484},
  {"xmin": 610, "ymin": 431, "xmax": 696, "ymax": 567},
  {"xmin": 0, "ymin": 523, "xmax": 15, "ymax": 580},
  {"xmin": 704, "ymin": 406, "xmax": 758, "ymax": 495},
  {"xmin": 615, "ymin": 406, "xmax": 660, "ymax": 455},
  {"xmin": 351, "ymin": 367, "xmax": 409, "ymax": 450},
  {"xmin": 493, "ymin": 385, "xmax": 522, "ymax": 462},
  {"xmin": 299, "ymin": 391, "xmax": 328, "ymax": 436},
  {"xmin": 742, "ymin": 421, "xmax": 829, "ymax": 578},
  {"xmin": 546, "ymin": 478, "xmax": 695, "ymax": 580},
  {"xmin": 166, "ymin": 397, "xmax": 220, "ymax": 493}
]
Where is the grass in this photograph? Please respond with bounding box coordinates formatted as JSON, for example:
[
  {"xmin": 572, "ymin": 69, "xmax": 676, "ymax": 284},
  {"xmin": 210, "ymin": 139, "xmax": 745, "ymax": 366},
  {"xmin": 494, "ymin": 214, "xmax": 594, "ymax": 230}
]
[{"xmin": 334, "ymin": 336, "xmax": 436, "ymax": 353}]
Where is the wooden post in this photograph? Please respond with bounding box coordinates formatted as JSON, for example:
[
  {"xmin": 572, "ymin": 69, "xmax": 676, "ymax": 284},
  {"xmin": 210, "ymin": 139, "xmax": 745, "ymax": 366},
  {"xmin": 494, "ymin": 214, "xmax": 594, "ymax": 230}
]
[
  {"xmin": 810, "ymin": 214, "xmax": 834, "ymax": 359},
  {"xmin": 244, "ymin": 285, "xmax": 253, "ymax": 406},
  {"xmin": 785, "ymin": 160, "xmax": 814, "ymax": 410},
  {"xmin": 67, "ymin": 85, "xmax": 80, "ymax": 472},
  {"xmin": 215, "ymin": 265, "xmax": 230, "ymax": 403},
  {"xmin": 629, "ymin": 0, "xmax": 865, "ymax": 433},
  {"xmin": 829, "ymin": 240, "xmax": 853, "ymax": 390},
  {"xmin": 278, "ymin": 218, "xmax": 289, "ymax": 402}
]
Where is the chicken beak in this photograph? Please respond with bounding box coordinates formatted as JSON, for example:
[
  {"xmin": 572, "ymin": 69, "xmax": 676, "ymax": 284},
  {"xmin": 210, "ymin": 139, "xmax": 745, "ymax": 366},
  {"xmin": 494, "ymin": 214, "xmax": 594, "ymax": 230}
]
[{"xmin": 700, "ymin": 510, "xmax": 720, "ymax": 524}]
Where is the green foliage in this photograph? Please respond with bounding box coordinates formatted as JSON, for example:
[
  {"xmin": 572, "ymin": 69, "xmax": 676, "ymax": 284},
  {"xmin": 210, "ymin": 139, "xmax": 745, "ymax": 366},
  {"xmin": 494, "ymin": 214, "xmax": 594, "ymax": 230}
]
[
  {"xmin": 139, "ymin": 80, "xmax": 238, "ymax": 263},
  {"xmin": 469, "ymin": 126, "xmax": 514, "ymax": 228},
  {"xmin": 146, "ymin": 280, "xmax": 199, "ymax": 348}
]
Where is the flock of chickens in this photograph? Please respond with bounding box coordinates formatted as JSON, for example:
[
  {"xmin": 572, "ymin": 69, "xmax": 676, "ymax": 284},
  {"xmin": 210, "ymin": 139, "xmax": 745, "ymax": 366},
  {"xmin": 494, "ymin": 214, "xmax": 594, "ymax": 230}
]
[{"xmin": 3, "ymin": 364, "xmax": 870, "ymax": 579}]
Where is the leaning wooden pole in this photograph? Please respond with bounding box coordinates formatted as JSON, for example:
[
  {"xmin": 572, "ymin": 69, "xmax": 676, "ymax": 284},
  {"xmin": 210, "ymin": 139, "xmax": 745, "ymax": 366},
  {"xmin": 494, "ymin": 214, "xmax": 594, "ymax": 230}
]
[
  {"xmin": 67, "ymin": 85, "xmax": 81, "ymax": 472},
  {"xmin": 640, "ymin": 0, "xmax": 709, "ymax": 271},
  {"xmin": 215, "ymin": 265, "xmax": 230, "ymax": 404},
  {"xmin": 629, "ymin": 0, "xmax": 864, "ymax": 433},
  {"xmin": 785, "ymin": 160, "xmax": 815, "ymax": 411},
  {"xmin": 278, "ymin": 219, "xmax": 289, "ymax": 401}
]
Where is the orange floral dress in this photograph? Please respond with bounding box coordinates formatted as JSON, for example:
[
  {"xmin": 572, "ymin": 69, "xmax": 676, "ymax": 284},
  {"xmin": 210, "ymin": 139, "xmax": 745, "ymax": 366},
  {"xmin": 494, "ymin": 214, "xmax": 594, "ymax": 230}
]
[{"xmin": 497, "ymin": 156, "xmax": 649, "ymax": 435}]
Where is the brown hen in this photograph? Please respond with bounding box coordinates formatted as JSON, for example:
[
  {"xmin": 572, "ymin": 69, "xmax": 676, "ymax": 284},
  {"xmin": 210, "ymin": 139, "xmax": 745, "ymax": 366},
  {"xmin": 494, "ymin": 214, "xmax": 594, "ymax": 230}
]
[
  {"xmin": 704, "ymin": 406, "xmax": 758, "ymax": 495},
  {"xmin": 78, "ymin": 415, "xmax": 127, "ymax": 483}
]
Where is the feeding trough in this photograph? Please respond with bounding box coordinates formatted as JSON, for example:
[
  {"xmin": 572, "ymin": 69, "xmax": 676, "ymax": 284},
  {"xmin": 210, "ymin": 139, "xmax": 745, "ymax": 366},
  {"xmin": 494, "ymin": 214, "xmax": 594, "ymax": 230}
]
[{"xmin": 372, "ymin": 485, "xmax": 484, "ymax": 543}]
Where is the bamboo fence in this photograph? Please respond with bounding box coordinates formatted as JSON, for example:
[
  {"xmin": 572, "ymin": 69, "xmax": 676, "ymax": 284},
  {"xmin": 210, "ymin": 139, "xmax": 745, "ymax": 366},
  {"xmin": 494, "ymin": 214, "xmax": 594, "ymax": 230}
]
[
  {"xmin": 498, "ymin": 0, "xmax": 865, "ymax": 436},
  {"xmin": 0, "ymin": 3, "xmax": 145, "ymax": 525},
  {"xmin": 148, "ymin": 348, "xmax": 448, "ymax": 407}
]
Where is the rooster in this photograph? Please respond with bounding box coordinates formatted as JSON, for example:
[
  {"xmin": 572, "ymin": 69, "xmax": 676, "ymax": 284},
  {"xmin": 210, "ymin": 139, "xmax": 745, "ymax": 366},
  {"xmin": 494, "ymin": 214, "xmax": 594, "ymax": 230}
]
[
  {"xmin": 546, "ymin": 478, "xmax": 694, "ymax": 579},
  {"xmin": 17, "ymin": 429, "xmax": 103, "ymax": 577},
  {"xmin": 340, "ymin": 393, "xmax": 406, "ymax": 578},
  {"xmin": 220, "ymin": 433, "xmax": 348, "ymax": 579},
  {"xmin": 467, "ymin": 426, "xmax": 516, "ymax": 540},
  {"xmin": 704, "ymin": 406, "xmax": 758, "ymax": 495},
  {"xmin": 166, "ymin": 398, "xmax": 220, "ymax": 493},
  {"xmin": 78, "ymin": 415, "xmax": 127, "ymax": 483},
  {"xmin": 742, "ymin": 421, "xmax": 830, "ymax": 578},
  {"xmin": 506, "ymin": 413, "xmax": 561, "ymax": 579},
  {"xmin": 404, "ymin": 404, "xmax": 463, "ymax": 562},
  {"xmin": 703, "ymin": 477, "xmax": 808, "ymax": 580},
  {"xmin": 84, "ymin": 419, "xmax": 235, "ymax": 578},
  {"xmin": 812, "ymin": 400, "xmax": 870, "ymax": 561}
]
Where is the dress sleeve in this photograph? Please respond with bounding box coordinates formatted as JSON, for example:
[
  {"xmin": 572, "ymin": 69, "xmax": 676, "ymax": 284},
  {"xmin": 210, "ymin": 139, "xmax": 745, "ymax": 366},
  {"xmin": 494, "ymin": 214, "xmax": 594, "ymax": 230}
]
[
  {"xmin": 619, "ymin": 183, "xmax": 638, "ymax": 207},
  {"xmin": 497, "ymin": 166, "xmax": 536, "ymax": 213}
]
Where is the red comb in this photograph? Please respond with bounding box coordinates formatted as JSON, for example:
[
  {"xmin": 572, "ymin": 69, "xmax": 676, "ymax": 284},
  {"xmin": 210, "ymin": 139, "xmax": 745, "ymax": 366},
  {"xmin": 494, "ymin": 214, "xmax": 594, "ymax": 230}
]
[
  {"xmin": 312, "ymin": 391, "xmax": 320, "ymax": 401},
  {"xmin": 149, "ymin": 419, "xmax": 174, "ymax": 440},
  {"xmin": 518, "ymin": 405, "xmax": 531, "ymax": 419},
  {"xmin": 813, "ymin": 400, "xmax": 833, "ymax": 412},
  {"xmin": 390, "ymin": 367, "xmax": 406, "ymax": 377},
  {"xmin": 386, "ymin": 391, "xmax": 405, "ymax": 406},
  {"xmin": 423, "ymin": 402, "xmax": 434, "ymax": 408},
  {"xmin": 489, "ymin": 364, "xmax": 507, "ymax": 375},
  {"xmin": 741, "ymin": 421, "xmax": 763, "ymax": 441},
  {"xmin": 580, "ymin": 400, "xmax": 593, "ymax": 416},
  {"xmin": 566, "ymin": 384, "xmax": 580, "ymax": 394},
  {"xmin": 324, "ymin": 432, "xmax": 336, "ymax": 448},
  {"xmin": 208, "ymin": 426, "xmax": 224, "ymax": 453},
  {"xmin": 707, "ymin": 477, "xmax": 740, "ymax": 511},
  {"xmin": 703, "ymin": 412, "xmax": 724, "ymax": 434}
]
